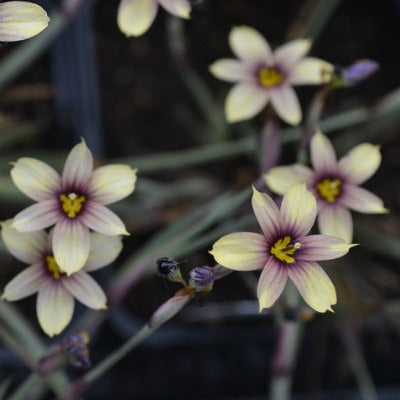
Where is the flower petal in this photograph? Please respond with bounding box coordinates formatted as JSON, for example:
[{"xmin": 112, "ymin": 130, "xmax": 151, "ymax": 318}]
[
  {"xmin": 158, "ymin": 0, "xmax": 191, "ymax": 19},
  {"xmin": 251, "ymin": 186, "xmax": 282, "ymax": 240},
  {"xmin": 210, "ymin": 232, "xmax": 268, "ymax": 271},
  {"xmin": 53, "ymin": 220, "xmax": 91, "ymax": 275},
  {"xmin": 340, "ymin": 184, "xmax": 388, "ymax": 214},
  {"xmin": 12, "ymin": 200, "xmax": 60, "ymax": 232},
  {"xmin": 274, "ymin": 39, "xmax": 311, "ymax": 70},
  {"xmin": 81, "ymin": 201, "xmax": 129, "ymax": 235},
  {"xmin": 289, "ymin": 58, "xmax": 333, "ymax": 85},
  {"xmin": 297, "ymin": 234, "xmax": 355, "ymax": 261},
  {"xmin": 2, "ymin": 263, "xmax": 45, "ymax": 301},
  {"xmin": 88, "ymin": 165, "xmax": 137, "ymax": 205},
  {"xmin": 264, "ymin": 165, "xmax": 313, "ymax": 195},
  {"xmin": 318, "ymin": 205, "xmax": 353, "ymax": 243},
  {"xmin": 1, "ymin": 219, "xmax": 46, "ymax": 264},
  {"xmin": 11, "ymin": 158, "xmax": 61, "ymax": 201},
  {"xmin": 229, "ymin": 26, "xmax": 272, "ymax": 63},
  {"xmin": 62, "ymin": 139, "xmax": 93, "ymax": 192},
  {"xmin": 37, "ymin": 283, "xmax": 74, "ymax": 337},
  {"xmin": 288, "ymin": 260, "xmax": 336, "ymax": 313},
  {"xmin": 257, "ymin": 257, "xmax": 288, "ymax": 311},
  {"xmin": 84, "ymin": 233, "xmax": 123, "ymax": 272},
  {"xmin": 0, "ymin": 1, "xmax": 49, "ymax": 42},
  {"xmin": 225, "ymin": 83, "xmax": 269, "ymax": 123},
  {"xmin": 310, "ymin": 129, "xmax": 337, "ymax": 173},
  {"xmin": 62, "ymin": 271, "xmax": 106, "ymax": 309},
  {"xmin": 338, "ymin": 143, "xmax": 382, "ymax": 185},
  {"xmin": 209, "ymin": 59, "xmax": 249, "ymax": 82},
  {"xmin": 270, "ymin": 85, "xmax": 302, "ymax": 125},
  {"xmin": 281, "ymin": 183, "xmax": 317, "ymax": 237},
  {"xmin": 117, "ymin": 0, "xmax": 158, "ymax": 37}
]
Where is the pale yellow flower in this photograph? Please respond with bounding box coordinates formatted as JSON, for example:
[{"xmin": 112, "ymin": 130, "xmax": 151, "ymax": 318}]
[
  {"xmin": 117, "ymin": 0, "xmax": 190, "ymax": 37},
  {"xmin": 210, "ymin": 26, "xmax": 333, "ymax": 125},
  {"xmin": 210, "ymin": 184, "xmax": 355, "ymax": 313},
  {"xmin": 265, "ymin": 129, "xmax": 388, "ymax": 242},
  {"xmin": 1, "ymin": 221, "xmax": 122, "ymax": 337},
  {"xmin": 10, "ymin": 139, "xmax": 137, "ymax": 275}
]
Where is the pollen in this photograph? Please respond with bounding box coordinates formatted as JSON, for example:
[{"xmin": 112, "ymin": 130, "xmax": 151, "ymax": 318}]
[
  {"xmin": 270, "ymin": 236, "xmax": 299, "ymax": 264},
  {"xmin": 316, "ymin": 178, "xmax": 342, "ymax": 203},
  {"xmin": 46, "ymin": 255, "xmax": 63, "ymax": 279},
  {"xmin": 258, "ymin": 67, "xmax": 284, "ymax": 88},
  {"xmin": 59, "ymin": 192, "xmax": 86, "ymax": 218}
]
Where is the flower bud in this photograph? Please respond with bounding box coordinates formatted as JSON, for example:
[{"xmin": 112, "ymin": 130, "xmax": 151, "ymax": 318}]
[
  {"xmin": 189, "ymin": 266, "xmax": 214, "ymax": 292},
  {"xmin": 61, "ymin": 331, "xmax": 91, "ymax": 369},
  {"xmin": 156, "ymin": 257, "xmax": 183, "ymax": 283},
  {"xmin": 0, "ymin": 2, "xmax": 50, "ymax": 42},
  {"xmin": 335, "ymin": 59, "xmax": 379, "ymax": 87}
]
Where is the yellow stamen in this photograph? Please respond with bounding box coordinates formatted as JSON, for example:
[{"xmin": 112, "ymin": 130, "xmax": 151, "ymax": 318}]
[
  {"xmin": 316, "ymin": 178, "xmax": 341, "ymax": 203},
  {"xmin": 46, "ymin": 255, "xmax": 63, "ymax": 279},
  {"xmin": 270, "ymin": 236, "xmax": 300, "ymax": 264},
  {"xmin": 59, "ymin": 192, "xmax": 86, "ymax": 218},
  {"xmin": 258, "ymin": 67, "xmax": 284, "ymax": 87}
]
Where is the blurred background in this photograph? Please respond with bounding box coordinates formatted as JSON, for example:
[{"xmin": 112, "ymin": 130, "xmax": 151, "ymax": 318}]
[{"xmin": 0, "ymin": 0, "xmax": 400, "ymax": 398}]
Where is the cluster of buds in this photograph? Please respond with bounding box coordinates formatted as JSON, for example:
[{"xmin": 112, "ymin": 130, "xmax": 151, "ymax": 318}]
[{"xmin": 156, "ymin": 257, "xmax": 216, "ymax": 294}]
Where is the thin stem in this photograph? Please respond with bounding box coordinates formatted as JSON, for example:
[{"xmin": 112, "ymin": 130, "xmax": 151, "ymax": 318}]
[{"xmin": 59, "ymin": 295, "xmax": 191, "ymax": 400}]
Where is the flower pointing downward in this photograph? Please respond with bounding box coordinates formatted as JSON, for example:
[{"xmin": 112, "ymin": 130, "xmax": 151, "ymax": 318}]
[
  {"xmin": 210, "ymin": 184, "xmax": 356, "ymax": 313},
  {"xmin": 1, "ymin": 221, "xmax": 123, "ymax": 337},
  {"xmin": 10, "ymin": 139, "xmax": 137, "ymax": 275},
  {"xmin": 209, "ymin": 26, "xmax": 333, "ymax": 125}
]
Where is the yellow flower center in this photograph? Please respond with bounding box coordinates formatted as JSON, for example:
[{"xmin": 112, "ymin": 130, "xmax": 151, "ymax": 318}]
[
  {"xmin": 270, "ymin": 236, "xmax": 301, "ymax": 264},
  {"xmin": 316, "ymin": 178, "xmax": 342, "ymax": 203},
  {"xmin": 46, "ymin": 255, "xmax": 63, "ymax": 279},
  {"xmin": 258, "ymin": 67, "xmax": 284, "ymax": 87},
  {"xmin": 59, "ymin": 192, "xmax": 86, "ymax": 218}
]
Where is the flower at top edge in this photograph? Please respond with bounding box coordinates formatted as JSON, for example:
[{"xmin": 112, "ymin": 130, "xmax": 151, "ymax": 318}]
[
  {"xmin": 10, "ymin": 139, "xmax": 137, "ymax": 275},
  {"xmin": 264, "ymin": 129, "xmax": 388, "ymax": 243},
  {"xmin": 117, "ymin": 0, "xmax": 191, "ymax": 37},
  {"xmin": 1, "ymin": 220, "xmax": 123, "ymax": 337},
  {"xmin": 0, "ymin": 1, "xmax": 49, "ymax": 42},
  {"xmin": 210, "ymin": 184, "xmax": 356, "ymax": 313},
  {"xmin": 209, "ymin": 26, "xmax": 333, "ymax": 125}
]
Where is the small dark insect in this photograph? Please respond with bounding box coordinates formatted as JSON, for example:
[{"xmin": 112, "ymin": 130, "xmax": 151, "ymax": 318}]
[{"xmin": 156, "ymin": 257, "xmax": 179, "ymax": 276}]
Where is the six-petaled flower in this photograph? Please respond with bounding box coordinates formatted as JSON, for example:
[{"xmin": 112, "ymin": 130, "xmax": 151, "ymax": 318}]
[
  {"xmin": 209, "ymin": 26, "xmax": 333, "ymax": 125},
  {"xmin": 1, "ymin": 221, "xmax": 123, "ymax": 337},
  {"xmin": 210, "ymin": 184, "xmax": 355, "ymax": 313},
  {"xmin": 10, "ymin": 139, "xmax": 137, "ymax": 275},
  {"xmin": 265, "ymin": 129, "xmax": 388, "ymax": 242}
]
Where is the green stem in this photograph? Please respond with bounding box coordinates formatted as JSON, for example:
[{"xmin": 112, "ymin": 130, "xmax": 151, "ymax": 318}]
[{"xmin": 59, "ymin": 295, "xmax": 191, "ymax": 399}]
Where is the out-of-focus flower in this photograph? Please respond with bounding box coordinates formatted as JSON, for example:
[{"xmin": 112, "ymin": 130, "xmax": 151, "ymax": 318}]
[
  {"xmin": 10, "ymin": 139, "xmax": 136, "ymax": 275},
  {"xmin": 117, "ymin": 0, "xmax": 190, "ymax": 37},
  {"xmin": 61, "ymin": 331, "xmax": 91, "ymax": 369},
  {"xmin": 265, "ymin": 129, "xmax": 388, "ymax": 243},
  {"xmin": 0, "ymin": 1, "xmax": 49, "ymax": 42},
  {"xmin": 189, "ymin": 266, "xmax": 214, "ymax": 292},
  {"xmin": 210, "ymin": 184, "xmax": 355, "ymax": 313},
  {"xmin": 1, "ymin": 220, "xmax": 123, "ymax": 337},
  {"xmin": 209, "ymin": 26, "xmax": 333, "ymax": 125},
  {"xmin": 335, "ymin": 59, "xmax": 379, "ymax": 87}
]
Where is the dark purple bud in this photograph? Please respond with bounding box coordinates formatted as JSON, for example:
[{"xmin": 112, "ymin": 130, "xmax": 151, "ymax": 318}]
[
  {"xmin": 156, "ymin": 257, "xmax": 183, "ymax": 283},
  {"xmin": 189, "ymin": 266, "xmax": 214, "ymax": 291},
  {"xmin": 61, "ymin": 332, "xmax": 91, "ymax": 370},
  {"xmin": 341, "ymin": 59, "xmax": 379, "ymax": 86}
]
